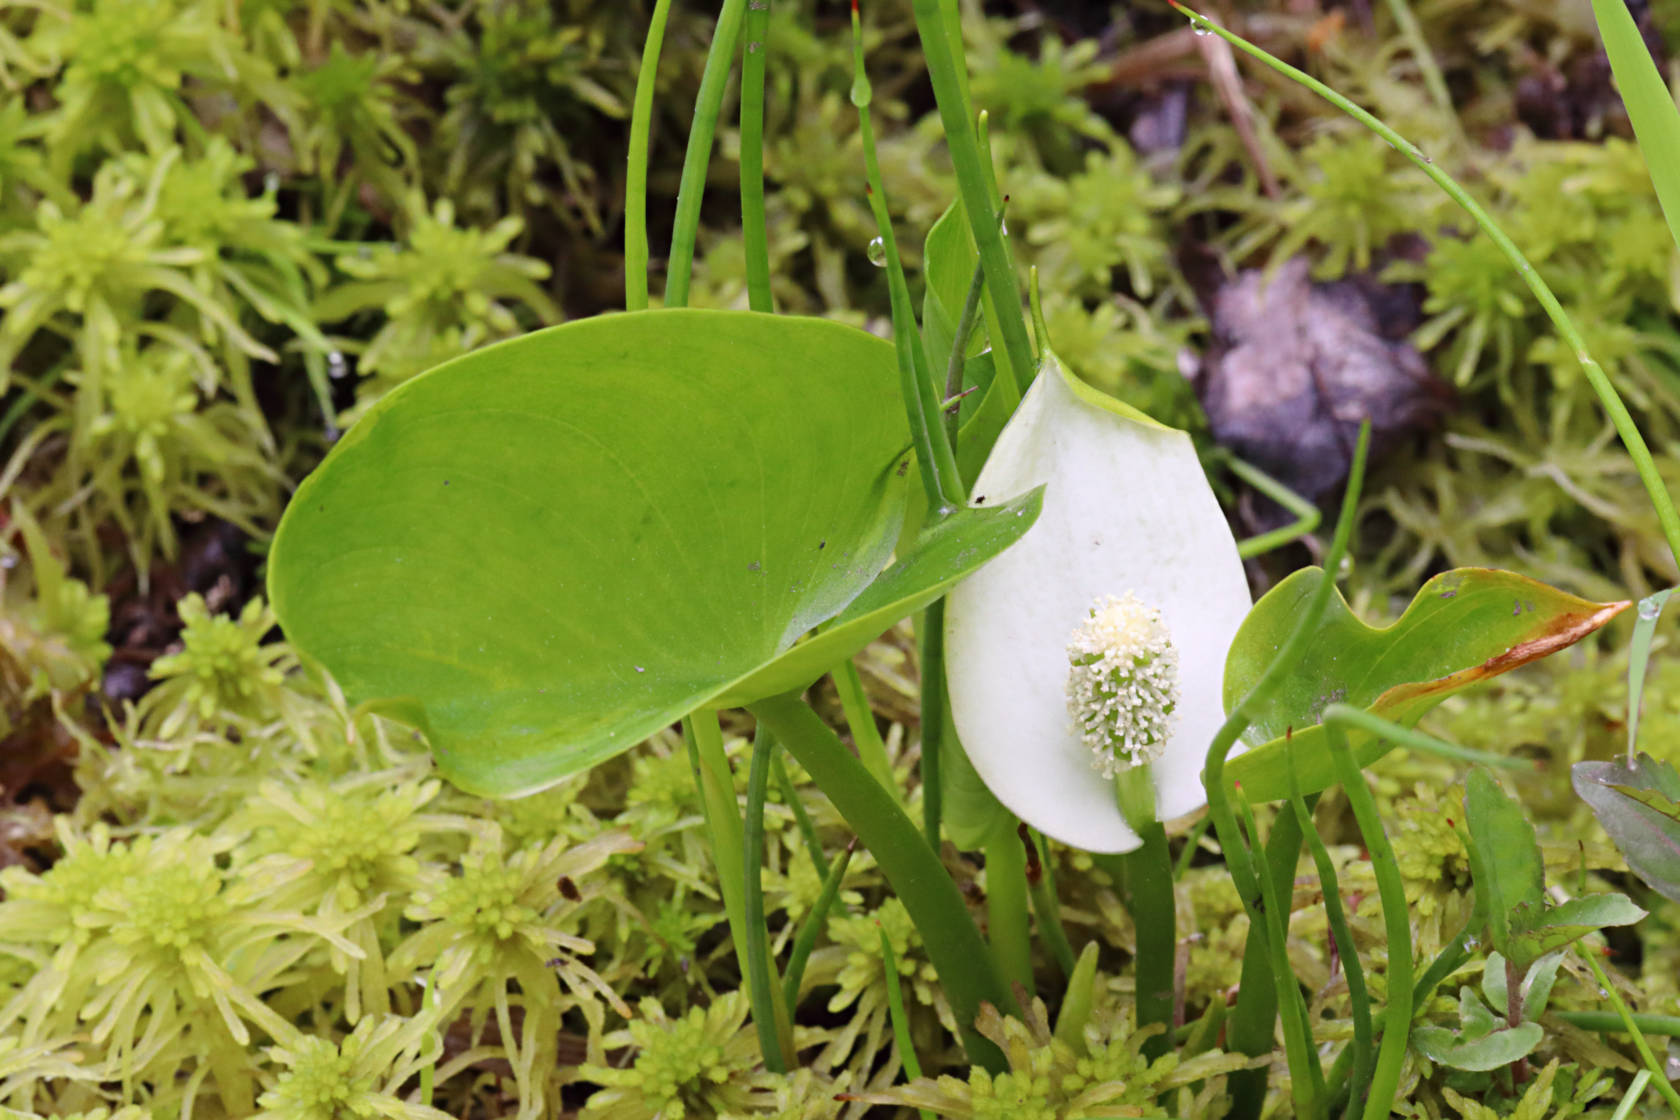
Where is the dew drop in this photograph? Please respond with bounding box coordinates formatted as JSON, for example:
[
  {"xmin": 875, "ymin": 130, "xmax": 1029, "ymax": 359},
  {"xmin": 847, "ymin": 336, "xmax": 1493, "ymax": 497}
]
[
  {"xmin": 328, "ymin": 350, "xmax": 348, "ymax": 379},
  {"xmin": 1639, "ymin": 595, "xmax": 1665, "ymax": 620},
  {"xmin": 1192, "ymin": 20, "xmax": 1213, "ymax": 36},
  {"xmin": 1336, "ymin": 555, "xmax": 1354, "ymax": 579},
  {"xmin": 263, "ymin": 171, "xmax": 280, "ymax": 194},
  {"xmin": 1000, "ymin": 219, "xmax": 1009, "ymax": 236},
  {"xmin": 866, "ymin": 236, "xmax": 887, "ymax": 267},
  {"xmin": 1463, "ymin": 936, "xmax": 1479, "ymax": 950}
]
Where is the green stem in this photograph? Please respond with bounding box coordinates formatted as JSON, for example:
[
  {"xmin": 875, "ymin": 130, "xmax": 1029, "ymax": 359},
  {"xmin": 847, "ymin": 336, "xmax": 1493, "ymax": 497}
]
[
  {"xmin": 1173, "ymin": 816, "xmax": 1212, "ymax": 881},
  {"xmin": 1206, "ymin": 423, "xmax": 1370, "ymax": 1120},
  {"xmin": 1027, "ymin": 828, "xmax": 1078, "ymax": 981},
  {"xmin": 944, "ymin": 232, "xmax": 989, "ymax": 447},
  {"xmin": 750, "ymin": 693, "xmax": 1016, "ymax": 1071},
  {"xmin": 773, "ymin": 751, "xmax": 829, "ymax": 878},
  {"xmin": 685, "ymin": 714, "xmax": 754, "ymax": 983},
  {"xmin": 743, "ymin": 726, "xmax": 793, "ymax": 1070},
  {"xmin": 1288, "ymin": 761, "xmax": 1370, "ymax": 1120},
  {"xmin": 1581, "ymin": 948, "xmax": 1680, "ymax": 1120},
  {"xmin": 1229, "ymin": 456, "xmax": 1321, "ymax": 560},
  {"xmin": 919, "ymin": 603, "xmax": 948, "ymax": 847},
  {"xmin": 784, "ymin": 837, "xmax": 856, "ymax": 1014},
  {"xmin": 910, "ymin": 0, "xmax": 1036, "ymax": 397},
  {"xmin": 1123, "ymin": 820, "xmax": 1178, "ymax": 1063},
  {"xmin": 880, "ymin": 923, "xmax": 938, "ymax": 1120},
  {"xmin": 1326, "ymin": 704, "xmax": 1532, "ymax": 770},
  {"xmin": 1226, "ymin": 810, "xmax": 1304, "ymax": 1120},
  {"xmin": 665, "ymin": 0, "xmax": 747, "ymax": 309},
  {"xmin": 1328, "ymin": 722, "xmax": 1411, "ymax": 1120},
  {"xmin": 1172, "ymin": 1, "xmax": 1680, "ymax": 572},
  {"xmin": 834, "ymin": 659, "xmax": 897, "ymax": 798},
  {"xmin": 1379, "ymin": 0, "xmax": 1459, "ymax": 139},
  {"xmin": 624, "ymin": 0, "xmax": 674, "ymax": 310},
  {"xmin": 852, "ymin": 6, "xmax": 963, "ymax": 513},
  {"xmin": 738, "ymin": 0, "xmax": 772, "ymax": 313},
  {"xmin": 984, "ymin": 826, "xmax": 1033, "ymax": 995},
  {"xmin": 1555, "ymin": 1010, "xmax": 1680, "ymax": 1036}
]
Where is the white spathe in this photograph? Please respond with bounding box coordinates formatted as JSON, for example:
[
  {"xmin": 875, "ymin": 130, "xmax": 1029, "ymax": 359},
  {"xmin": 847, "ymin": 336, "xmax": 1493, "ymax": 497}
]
[{"xmin": 944, "ymin": 355, "xmax": 1253, "ymax": 853}]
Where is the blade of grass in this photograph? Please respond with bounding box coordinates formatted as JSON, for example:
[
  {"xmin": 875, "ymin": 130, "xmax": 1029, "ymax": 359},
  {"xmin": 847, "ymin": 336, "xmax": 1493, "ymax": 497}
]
[
  {"xmin": 1234, "ymin": 794, "xmax": 1325, "ymax": 1112},
  {"xmin": 1229, "ymin": 456, "xmax": 1321, "ymax": 560},
  {"xmin": 1326, "ymin": 705, "xmax": 1534, "ymax": 771},
  {"xmin": 784, "ymin": 837, "xmax": 857, "ymax": 1014},
  {"xmin": 919, "ymin": 603, "xmax": 948, "ymax": 846},
  {"xmin": 834, "ymin": 659, "xmax": 898, "ymax": 798},
  {"xmin": 1612, "ymin": 1071, "xmax": 1654, "ymax": 1120},
  {"xmin": 851, "ymin": 2, "xmax": 962, "ymax": 514},
  {"xmin": 665, "ymin": 0, "xmax": 747, "ymax": 308},
  {"xmin": 743, "ymin": 724, "xmax": 793, "ymax": 1069},
  {"xmin": 910, "ymin": 0, "xmax": 1036, "ymax": 397},
  {"xmin": 1555, "ymin": 1010, "xmax": 1680, "ymax": 1036},
  {"xmin": 750, "ymin": 692, "xmax": 1017, "ymax": 1071},
  {"xmin": 985, "ymin": 822, "xmax": 1033, "ymax": 993},
  {"xmin": 1171, "ymin": 1, "xmax": 1680, "ymax": 572},
  {"xmin": 1626, "ymin": 588, "xmax": 1674, "ymax": 765},
  {"xmin": 1124, "ymin": 818, "xmax": 1180, "ymax": 1065},
  {"xmin": 738, "ymin": 0, "xmax": 773, "ymax": 312},
  {"xmin": 1288, "ymin": 749, "xmax": 1370, "ymax": 1120},
  {"xmin": 881, "ymin": 921, "xmax": 938, "ymax": 1120},
  {"xmin": 626, "ymin": 0, "xmax": 676, "ymax": 310},
  {"xmin": 1580, "ymin": 946, "xmax": 1680, "ymax": 1119},
  {"xmin": 773, "ymin": 751, "xmax": 830, "ymax": 878},
  {"xmin": 1027, "ymin": 827, "xmax": 1078, "ymax": 981},
  {"xmin": 1328, "ymin": 721, "xmax": 1412, "ymax": 1120},
  {"xmin": 685, "ymin": 714, "xmax": 755, "ymax": 984},
  {"xmin": 1591, "ymin": 0, "xmax": 1680, "ymax": 261}
]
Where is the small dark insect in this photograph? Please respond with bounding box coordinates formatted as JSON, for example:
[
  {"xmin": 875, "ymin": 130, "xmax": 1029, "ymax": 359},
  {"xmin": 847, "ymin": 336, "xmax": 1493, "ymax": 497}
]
[
  {"xmin": 895, "ymin": 459, "xmax": 910, "ymax": 477},
  {"xmin": 974, "ymin": 495, "xmax": 986, "ymax": 505},
  {"xmin": 818, "ymin": 540, "xmax": 826, "ymax": 550},
  {"xmin": 557, "ymin": 876, "xmax": 581, "ymax": 901}
]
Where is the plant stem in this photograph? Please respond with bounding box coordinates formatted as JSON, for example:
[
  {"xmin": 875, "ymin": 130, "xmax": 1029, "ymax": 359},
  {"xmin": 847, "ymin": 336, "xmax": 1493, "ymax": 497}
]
[
  {"xmin": 665, "ymin": 0, "xmax": 747, "ymax": 309},
  {"xmin": 750, "ymin": 692, "xmax": 1016, "ymax": 1071},
  {"xmin": 743, "ymin": 725, "xmax": 793, "ymax": 1069},
  {"xmin": 984, "ymin": 825, "xmax": 1033, "ymax": 994},
  {"xmin": 880, "ymin": 923, "xmax": 938, "ymax": 1120},
  {"xmin": 1581, "ymin": 947, "xmax": 1680, "ymax": 1119},
  {"xmin": 834, "ymin": 659, "xmax": 898, "ymax": 798},
  {"xmin": 919, "ymin": 603, "xmax": 948, "ymax": 846},
  {"xmin": 1555, "ymin": 1010, "xmax": 1680, "ymax": 1036},
  {"xmin": 784, "ymin": 837, "xmax": 857, "ymax": 1014},
  {"xmin": 624, "ymin": 0, "xmax": 675, "ymax": 310},
  {"xmin": 851, "ymin": 6, "xmax": 963, "ymax": 514},
  {"xmin": 1226, "ymin": 810, "xmax": 1303, "ymax": 1120},
  {"xmin": 1027, "ymin": 828, "xmax": 1078, "ymax": 981},
  {"xmin": 1123, "ymin": 819, "xmax": 1178, "ymax": 1063},
  {"xmin": 1288, "ymin": 759, "xmax": 1370, "ymax": 1120},
  {"xmin": 685, "ymin": 713, "xmax": 755, "ymax": 985},
  {"xmin": 1171, "ymin": 1, "xmax": 1680, "ymax": 571},
  {"xmin": 773, "ymin": 751, "xmax": 830, "ymax": 877},
  {"xmin": 738, "ymin": 0, "xmax": 773, "ymax": 313},
  {"xmin": 1328, "ymin": 722, "xmax": 1412, "ymax": 1120},
  {"xmin": 910, "ymin": 0, "xmax": 1036, "ymax": 397},
  {"xmin": 1204, "ymin": 422, "xmax": 1370, "ymax": 1120},
  {"xmin": 1229, "ymin": 456, "xmax": 1320, "ymax": 559}
]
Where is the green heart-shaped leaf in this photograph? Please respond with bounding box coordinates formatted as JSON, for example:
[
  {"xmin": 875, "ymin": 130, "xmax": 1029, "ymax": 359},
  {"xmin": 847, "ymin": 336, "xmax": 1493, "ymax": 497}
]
[
  {"xmin": 1224, "ymin": 568, "xmax": 1628, "ymax": 802},
  {"xmin": 269, "ymin": 308, "xmax": 1040, "ymax": 797}
]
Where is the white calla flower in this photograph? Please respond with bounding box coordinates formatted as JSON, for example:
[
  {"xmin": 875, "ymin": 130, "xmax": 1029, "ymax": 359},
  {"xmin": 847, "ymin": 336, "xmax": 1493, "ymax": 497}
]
[{"xmin": 944, "ymin": 355, "xmax": 1253, "ymax": 853}]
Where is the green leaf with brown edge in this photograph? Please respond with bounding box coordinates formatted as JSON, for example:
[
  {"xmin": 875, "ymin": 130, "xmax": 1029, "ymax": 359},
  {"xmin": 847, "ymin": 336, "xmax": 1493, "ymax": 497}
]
[
  {"xmin": 268, "ymin": 308, "xmax": 1040, "ymax": 798},
  {"xmin": 1223, "ymin": 567, "xmax": 1628, "ymax": 803},
  {"xmin": 1465, "ymin": 768, "xmax": 1546, "ymax": 965},
  {"xmin": 1572, "ymin": 754, "xmax": 1680, "ymax": 904}
]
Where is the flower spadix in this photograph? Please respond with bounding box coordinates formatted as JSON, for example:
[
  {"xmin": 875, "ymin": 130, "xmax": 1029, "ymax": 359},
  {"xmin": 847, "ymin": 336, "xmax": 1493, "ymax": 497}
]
[{"xmin": 944, "ymin": 355, "xmax": 1252, "ymax": 853}]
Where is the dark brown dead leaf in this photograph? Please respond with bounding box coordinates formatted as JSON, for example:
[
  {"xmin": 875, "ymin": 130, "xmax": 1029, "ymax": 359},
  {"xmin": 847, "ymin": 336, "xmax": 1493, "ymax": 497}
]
[{"xmin": 1183, "ymin": 253, "xmax": 1453, "ymax": 506}]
